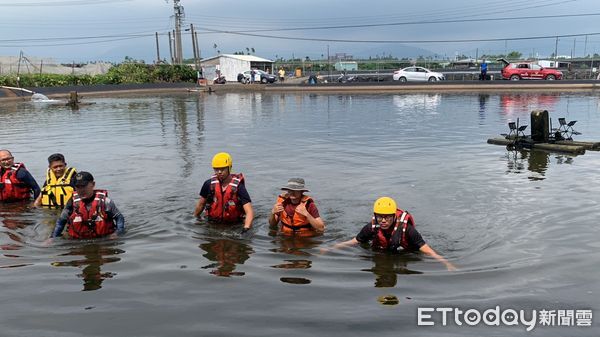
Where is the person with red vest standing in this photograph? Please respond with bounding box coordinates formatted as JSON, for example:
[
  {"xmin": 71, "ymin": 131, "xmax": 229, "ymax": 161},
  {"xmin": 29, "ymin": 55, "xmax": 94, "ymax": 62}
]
[
  {"xmin": 49, "ymin": 171, "xmax": 125, "ymax": 241},
  {"xmin": 0, "ymin": 149, "xmax": 40, "ymax": 203},
  {"xmin": 268, "ymin": 178, "xmax": 325, "ymax": 236},
  {"xmin": 326, "ymin": 197, "xmax": 456, "ymax": 271},
  {"xmin": 193, "ymin": 152, "xmax": 254, "ymax": 234}
]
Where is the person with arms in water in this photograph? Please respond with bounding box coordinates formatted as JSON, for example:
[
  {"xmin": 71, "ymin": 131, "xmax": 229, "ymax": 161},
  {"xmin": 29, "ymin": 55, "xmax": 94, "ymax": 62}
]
[
  {"xmin": 327, "ymin": 197, "xmax": 456, "ymax": 271},
  {"xmin": 49, "ymin": 171, "xmax": 125, "ymax": 240},
  {"xmin": 0, "ymin": 149, "xmax": 41, "ymax": 203},
  {"xmin": 193, "ymin": 152, "xmax": 254, "ymax": 234},
  {"xmin": 34, "ymin": 153, "xmax": 77, "ymax": 208},
  {"xmin": 268, "ymin": 178, "xmax": 325, "ymax": 236}
]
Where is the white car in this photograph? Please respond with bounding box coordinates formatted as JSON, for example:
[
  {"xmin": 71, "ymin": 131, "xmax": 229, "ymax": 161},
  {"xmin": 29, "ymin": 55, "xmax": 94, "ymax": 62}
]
[{"xmin": 392, "ymin": 66, "xmax": 445, "ymax": 82}]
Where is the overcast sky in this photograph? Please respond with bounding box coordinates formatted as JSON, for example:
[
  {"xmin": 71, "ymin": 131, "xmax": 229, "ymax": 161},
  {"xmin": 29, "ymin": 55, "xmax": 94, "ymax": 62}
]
[{"xmin": 1, "ymin": 0, "xmax": 600, "ymax": 63}]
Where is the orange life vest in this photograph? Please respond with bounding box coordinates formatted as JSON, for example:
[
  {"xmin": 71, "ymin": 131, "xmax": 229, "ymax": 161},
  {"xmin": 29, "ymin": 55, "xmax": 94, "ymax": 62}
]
[
  {"xmin": 0, "ymin": 163, "xmax": 32, "ymax": 202},
  {"xmin": 68, "ymin": 190, "xmax": 115, "ymax": 239},
  {"xmin": 277, "ymin": 194, "xmax": 315, "ymax": 235},
  {"xmin": 206, "ymin": 173, "xmax": 245, "ymax": 223},
  {"xmin": 371, "ymin": 209, "xmax": 414, "ymax": 251}
]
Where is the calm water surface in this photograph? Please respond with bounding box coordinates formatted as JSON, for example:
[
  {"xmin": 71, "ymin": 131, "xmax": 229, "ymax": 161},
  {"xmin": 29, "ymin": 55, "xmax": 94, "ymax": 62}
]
[{"xmin": 1, "ymin": 91, "xmax": 599, "ymax": 336}]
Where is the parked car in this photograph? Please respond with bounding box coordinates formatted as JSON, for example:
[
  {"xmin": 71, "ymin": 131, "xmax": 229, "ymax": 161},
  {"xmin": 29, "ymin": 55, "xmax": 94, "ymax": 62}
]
[
  {"xmin": 392, "ymin": 66, "xmax": 445, "ymax": 82},
  {"xmin": 237, "ymin": 70, "xmax": 277, "ymax": 84},
  {"xmin": 497, "ymin": 58, "xmax": 563, "ymax": 81}
]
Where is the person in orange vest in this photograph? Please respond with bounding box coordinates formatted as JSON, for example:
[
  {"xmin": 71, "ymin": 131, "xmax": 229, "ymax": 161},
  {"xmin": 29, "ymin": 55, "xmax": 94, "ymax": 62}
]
[
  {"xmin": 326, "ymin": 197, "xmax": 456, "ymax": 271},
  {"xmin": 49, "ymin": 171, "xmax": 125, "ymax": 241},
  {"xmin": 268, "ymin": 178, "xmax": 325, "ymax": 235},
  {"xmin": 0, "ymin": 149, "xmax": 40, "ymax": 203},
  {"xmin": 193, "ymin": 152, "xmax": 254, "ymax": 234}
]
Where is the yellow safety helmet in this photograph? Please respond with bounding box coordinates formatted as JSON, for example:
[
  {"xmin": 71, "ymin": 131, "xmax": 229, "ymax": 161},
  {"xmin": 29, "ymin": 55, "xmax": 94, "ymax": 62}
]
[
  {"xmin": 212, "ymin": 152, "xmax": 232, "ymax": 170},
  {"xmin": 373, "ymin": 197, "xmax": 397, "ymax": 215}
]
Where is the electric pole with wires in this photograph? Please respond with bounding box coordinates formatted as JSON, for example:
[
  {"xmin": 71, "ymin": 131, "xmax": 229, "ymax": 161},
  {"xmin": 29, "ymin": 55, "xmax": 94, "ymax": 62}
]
[{"xmin": 168, "ymin": 0, "xmax": 185, "ymax": 64}]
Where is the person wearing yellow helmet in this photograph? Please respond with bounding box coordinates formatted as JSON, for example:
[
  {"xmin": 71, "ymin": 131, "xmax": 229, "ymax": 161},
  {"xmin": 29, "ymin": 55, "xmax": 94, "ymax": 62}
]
[
  {"xmin": 193, "ymin": 152, "xmax": 254, "ymax": 233},
  {"xmin": 326, "ymin": 197, "xmax": 456, "ymax": 271}
]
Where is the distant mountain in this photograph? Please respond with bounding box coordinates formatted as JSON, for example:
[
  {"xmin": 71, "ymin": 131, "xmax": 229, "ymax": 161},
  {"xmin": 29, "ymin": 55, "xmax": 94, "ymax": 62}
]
[{"xmin": 354, "ymin": 43, "xmax": 437, "ymax": 59}]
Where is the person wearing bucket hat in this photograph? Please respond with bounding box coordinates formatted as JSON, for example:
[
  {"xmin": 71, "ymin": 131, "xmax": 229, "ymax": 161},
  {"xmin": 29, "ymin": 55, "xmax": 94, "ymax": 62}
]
[
  {"xmin": 268, "ymin": 178, "xmax": 325, "ymax": 235},
  {"xmin": 193, "ymin": 152, "xmax": 254, "ymax": 233},
  {"xmin": 325, "ymin": 197, "xmax": 455, "ymax": 271},
  {"xmin": 48, "ymin": 171, "xmax": 125, "ymax": 241}
]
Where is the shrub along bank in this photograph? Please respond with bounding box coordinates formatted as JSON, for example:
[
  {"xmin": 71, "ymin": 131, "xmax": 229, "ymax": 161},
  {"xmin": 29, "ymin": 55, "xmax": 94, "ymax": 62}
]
[{"xmin": 0, "ymin": 63, "xmax": 197, "ymax": 88}]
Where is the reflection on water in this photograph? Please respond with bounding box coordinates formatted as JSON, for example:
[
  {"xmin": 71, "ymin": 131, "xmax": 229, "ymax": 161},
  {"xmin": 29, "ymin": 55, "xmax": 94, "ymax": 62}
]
[
  {"xmin": 479, "ymin": 94, "xmax": 489, "ymax": 123},
  {"xmin": 500, "ymin": 94, "xmax": 559, "ymax": 115},
  {"xmin": 268, "ymin": 235, "xmax": 321, "ymax": 257},
  {"xmin": 199, "ymin": 238, "xmax": 253, "ymax": 277},
  {"xmin": 505, "ymin": 149, "xmax": 577, "ymax": 181},
  {"xmin": 392, "ymin": 93, "xmax": 441, "ymax": 112},
  {"xmin": 360, "ymin": 252, "xmax": 423, "ymax": 288},
  {"xmin": 51, "ymin": 243, "xmax": 123, "ymax": 291}
]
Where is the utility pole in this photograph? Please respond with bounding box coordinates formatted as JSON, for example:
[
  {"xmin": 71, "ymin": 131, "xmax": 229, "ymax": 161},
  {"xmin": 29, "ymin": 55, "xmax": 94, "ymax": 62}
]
[
  {"xmin": 194, "ymin": 29, "xmax": 201, "ymax": 75},
  {"xmin": 190, "ymin": 24, "xmax": 199, "ymax": 71},
  {"xmin": 554, "ymin": 36, "xmax": 559, "ymax": 61},
  {"xmin": 327, "ymin": 45, "xmax": 330, "ymax": 81},
  {"xmin": 168, "ymin": 31, "xmax": 174, "ymax": 64},
  {"xmin": 172, "ymin": 0, "xmax": 184, "ymax": 64},
  {"xmin": 155, "ymin": 32, "xmax": 161, "ymax": 64}
]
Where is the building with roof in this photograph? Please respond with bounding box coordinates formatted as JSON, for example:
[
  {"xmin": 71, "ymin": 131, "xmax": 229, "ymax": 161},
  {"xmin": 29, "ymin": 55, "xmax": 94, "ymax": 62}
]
[{"xmin": 200, "ymin": 54, "xmax": 274, "ymax": 82}]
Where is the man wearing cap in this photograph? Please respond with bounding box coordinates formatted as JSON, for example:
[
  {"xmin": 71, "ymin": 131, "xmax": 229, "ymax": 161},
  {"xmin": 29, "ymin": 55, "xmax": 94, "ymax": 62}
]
[
  {"xmin": 327, "ymin": 197, "xmax": 455, "ymax": 271},
  {"xmin": 0, "ymin": 149, "xmax": 41, "ymax": 203},
  {"xmin": 268, "ymin": 178, "xmax": 325, "ymax": 235},
  {"xmin": 193, "ymin": 152, "xmax": 254, "ymax": 233},
  {"xmin": 49, "ymin": 171, "xmax": 125, "ymax": 240}
]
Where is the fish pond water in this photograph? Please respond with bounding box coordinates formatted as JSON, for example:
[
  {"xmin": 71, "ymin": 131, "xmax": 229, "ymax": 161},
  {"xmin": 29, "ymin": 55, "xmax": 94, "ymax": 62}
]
[{"xmin": 1, "ymin": 91, "xmax": 599, "ymax": 336}]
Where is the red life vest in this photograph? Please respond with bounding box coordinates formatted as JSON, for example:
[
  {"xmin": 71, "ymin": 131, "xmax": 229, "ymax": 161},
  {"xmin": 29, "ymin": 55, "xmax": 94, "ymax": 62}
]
[
  {"xmin": 0, "ymin": 163, "xmax": 32, "ymax": 202},
  {"xmin": 68, "ymin": 190, "xmax": 115, "ymax": 239},
  {"xmin": 206, "ymin": 173, "xmax": 245, "ymax": 223},
  {"xmin": 276, "ymin": 194, "xmax": 315, "ymax": 235},
  {"xmin": 371, "ymin": 209, "xmax": 415, "ymax": 251}
]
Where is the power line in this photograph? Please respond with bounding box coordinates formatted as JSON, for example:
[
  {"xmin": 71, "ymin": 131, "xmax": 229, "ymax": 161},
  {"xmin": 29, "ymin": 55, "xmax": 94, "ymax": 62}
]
[
  {"xmin": 193, "ymin": 12, "xmax": 600, "ymax": 34},
  {"xmin": 196, "ymin": 29, "xmax": 600, "ymax": 44},
  {"xmin": 0, "ymin": 0, "xmax": 132, "ymax": 6}
]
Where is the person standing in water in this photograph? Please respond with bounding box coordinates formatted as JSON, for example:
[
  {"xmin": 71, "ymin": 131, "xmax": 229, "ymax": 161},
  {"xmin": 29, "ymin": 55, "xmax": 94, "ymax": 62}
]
[
  {"xmin": 50, "ymin": 171, "xmax": 125, "ymax": 240},
  {"xmin": 0, "ymin": 149, "xmax": 40, "ymax": 203},
  {"xmin": 34, "ymin": 153, "xmax": 77, "ymax": 208},
  {"xmin": 268, "ymin": 178, "xmax": 325, "ymax": 236},
  {"xmin": 193, "ymin": 152, "xmax": 254, "ymax": 234},
  {"xmin": 326, "ymin": 197, "xmax": 456, "ymax": 271}
]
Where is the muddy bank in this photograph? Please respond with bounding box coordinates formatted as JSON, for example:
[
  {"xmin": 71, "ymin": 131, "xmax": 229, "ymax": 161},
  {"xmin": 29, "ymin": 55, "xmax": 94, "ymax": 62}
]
[{"xmin": 2, "ymin": 80, "xmax": 599, "ymax": 103}]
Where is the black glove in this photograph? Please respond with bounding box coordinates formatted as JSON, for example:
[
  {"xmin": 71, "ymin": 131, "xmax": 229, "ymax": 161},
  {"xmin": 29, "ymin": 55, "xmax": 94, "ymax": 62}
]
[{"xmin": 240, "ymin": 227, "xmax": 251, "ymax": 237}]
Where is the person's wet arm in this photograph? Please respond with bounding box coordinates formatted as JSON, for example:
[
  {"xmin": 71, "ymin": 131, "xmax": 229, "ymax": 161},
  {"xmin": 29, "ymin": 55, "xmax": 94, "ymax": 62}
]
[
  {"xmin": 419, "ymin": 244, "xmax": 456, "ymax": 271},
  {"xmin": 17, "ymin": 169, "xmax": 41, "ymax": 199},
  {"xmin": 51, "ymin": 205, "xmax": 71, "ymax": 237},
  {"xmin": 194, "ymin": 180, "xmax": 211, "ymax": 217},
  {"xmin": 194, "ymin": 196, "xmax": 207, "ymax": 217},
  {"xmin": 242, "ymin": 202, "xmax": 254, "ymax": 230},
  {"xmin": 268, "ymin": 201, "xmax": 284, "ymax": 226},
  {"xmin": 105, "ymin": 199, "xmax": 125, "ymax": 235},
  {"xmin": 295, "ymin": 202, "xmax": 324, "ymax": 231}
]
